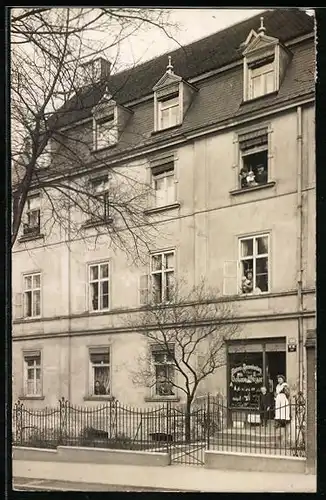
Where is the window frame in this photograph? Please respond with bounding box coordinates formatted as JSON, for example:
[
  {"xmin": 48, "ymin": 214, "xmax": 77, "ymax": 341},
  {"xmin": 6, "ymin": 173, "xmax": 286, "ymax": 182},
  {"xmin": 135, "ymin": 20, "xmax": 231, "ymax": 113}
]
[
  {"xmin": 23, "ymin": 272, "xmax": 41, "ymax": 318},
  {"xmin": 88, "ymin": 261, "xmax": 110, "ymax": 312},
  {"xmin": 152, "ymin": 162, "xmax": 176, "ymax": 208},
  {"xmin": 23, "ymin": 350, "xmax": 42, "ymax": 397},
  {"xmin": 88, "ymin": 346, "xmax": 111, "ymax": 397},
  {"xmin": 249, "ymin": 62, "xmax": 275, "ymax": 100},
  {"xmin": 238, "ymin": 130, "xmax": 270, "ymax": 190},
  {"xmin": 151, "ymin": 344, "xmax": 176, "ymax": 397},
  {"xmin": 89, "ymin": 176, "xmax": 111, "ymax": 220},
  {"xmin": 150, "ymin": 250, "xmax": 175, "ymax": 305},
  {"xmin": 157, "ymin": 93, "xmax": 180, "ymax": 131},
  {"xmin": 238, "ymin": 233, "xmax": 270, "ymax": 295},
  {"xmin": 94, "ymin": 115, "xmax": 118, "ymax": 151},
  {"xmin": 24, "ymin": 195, "xmax": 41, "ymax": 235}
]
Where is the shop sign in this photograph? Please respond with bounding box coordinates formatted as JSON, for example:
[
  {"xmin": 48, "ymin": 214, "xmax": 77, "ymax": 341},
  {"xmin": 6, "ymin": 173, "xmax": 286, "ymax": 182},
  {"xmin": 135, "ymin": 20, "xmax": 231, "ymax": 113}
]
[{"xmin": 231, "ymin": 364, "xmax": 263, "ymax": 384}]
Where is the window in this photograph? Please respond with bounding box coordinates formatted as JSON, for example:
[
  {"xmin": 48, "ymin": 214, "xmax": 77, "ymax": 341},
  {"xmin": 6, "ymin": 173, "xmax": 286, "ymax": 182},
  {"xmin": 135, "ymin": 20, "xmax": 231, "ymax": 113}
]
[
  {"xmin": 89, "ymin": 347, "xmax": 110, "ymax": 396},
  {"xmin": 95, "ymin": 116, "xmax": 117, "ymax": 150},
  {"xmin": 23, "ymin": 351, "xmax": 41, "ymax": 396},
  {"xmin": 24, "ymin": 273, "xmax": 41, "ymax": 317},
  {"xmin": 89, "ymin": 262, "xmax": 109, "ymax": 311},
  {"xmin": 239, "ymin": 234, "xmax": 269, "ymax": 294},
  {"xmin": 152, "ymin": 162, "xmax": 175, "ymax": 207},
  {"xmin": 151, "ymin": 251, "xmax": 174, "ymax": 304},
  {"xmin": 152, "ymin": 345, "xmax": 175, "ymax": 396},
  {"xmin": 158, "ymin": 94, "xmax": 179, "ymax": 130},
  {"xmin": 249, "ymin": 62, "xmax": 275, "ymax": 99},
  {"xmin": 239, "ymin": 130, "xmax": 268, "ymax": 189},
  {"xmin": 90, "ymin": 176, "xmax": 110, "ymax": 220},
  {"xmin": 23, "ymin": 195, "xmax": 40, "ymax": 236}
]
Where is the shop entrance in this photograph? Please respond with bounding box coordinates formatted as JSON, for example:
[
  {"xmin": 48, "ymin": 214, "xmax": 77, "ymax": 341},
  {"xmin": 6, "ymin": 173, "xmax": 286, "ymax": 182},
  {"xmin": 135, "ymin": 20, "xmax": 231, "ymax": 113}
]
[
  {"xmin": 227, "ymin": 338, "xmax": 286, "ymax": 409},
  {"xmin": 265, "ymin": 351, "xmax": 286, "ymax": 394}
]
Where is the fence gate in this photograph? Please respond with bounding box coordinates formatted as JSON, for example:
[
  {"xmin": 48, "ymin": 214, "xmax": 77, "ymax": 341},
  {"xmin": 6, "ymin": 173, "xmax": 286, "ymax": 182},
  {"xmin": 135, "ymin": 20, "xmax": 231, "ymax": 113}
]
[{"xmin": 167, "ymin": 405, "xmax": 206, "ymax": 466}]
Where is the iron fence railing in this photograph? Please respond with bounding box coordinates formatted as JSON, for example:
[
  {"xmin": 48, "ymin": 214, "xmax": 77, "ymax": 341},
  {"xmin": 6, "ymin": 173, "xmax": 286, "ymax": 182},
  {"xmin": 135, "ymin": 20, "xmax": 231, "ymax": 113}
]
[{"xmin": 12, "ymin": 393, "xmax": 306, "ymax": 460}]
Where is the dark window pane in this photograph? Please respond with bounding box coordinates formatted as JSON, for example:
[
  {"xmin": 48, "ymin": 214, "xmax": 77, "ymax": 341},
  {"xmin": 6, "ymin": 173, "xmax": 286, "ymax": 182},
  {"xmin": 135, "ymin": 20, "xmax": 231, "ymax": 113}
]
[
  {"xmin": 256, "ymin": 257, "xmax": 268, "ymax": 291},
  {"xmin": 90, "ymin": 266, "xmax": 98, "ymax": 281},
  {"xmin": 25, "ymin": 291, "xmax": 32, "ymax": 316},
  {"xmin": 241, "ymin": 239, "xmax": 253, "ymax": 257},
  {"xmin": 91, "ymin": 283, "xmax": 98, "ymax": 310},
  {"xmin": 100, "ymin": 264, "xmax": 109, "ymax": 279},
  {"xmin": 152, "ymin": 274, "xmax": 162, "ymax": 303},
  {"xmin": 256, "ymin": 236, "xmax": 268, "ymax": 255},
  {"xmin": 152, "ymin": 254, "xmax": 162, "ymax": 271},
  {"xmin": 90, "ymin": 352, "xmax": 110, "ymax": 364},
  {"xmin": 33, "ymin": 290, "xmax": 40, "ymax": 316},
  {"xmin": 256, "ymin": 257, "xmax": 268, "ymax": 274}
]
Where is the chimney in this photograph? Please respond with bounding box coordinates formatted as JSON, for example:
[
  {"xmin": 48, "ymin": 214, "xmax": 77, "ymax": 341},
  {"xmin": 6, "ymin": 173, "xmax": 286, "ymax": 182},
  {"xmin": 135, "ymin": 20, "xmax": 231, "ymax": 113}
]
[{"xmin": 79, "ymin": 57, "xmax": 111, "ymax": 87}]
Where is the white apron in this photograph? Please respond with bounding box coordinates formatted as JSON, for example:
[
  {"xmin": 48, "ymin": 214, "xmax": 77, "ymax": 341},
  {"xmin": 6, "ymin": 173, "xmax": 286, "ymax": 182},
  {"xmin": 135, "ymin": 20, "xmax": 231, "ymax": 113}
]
[{"xmin": 274, "ymin": 383, "xmax": 290, "ymax": 421}]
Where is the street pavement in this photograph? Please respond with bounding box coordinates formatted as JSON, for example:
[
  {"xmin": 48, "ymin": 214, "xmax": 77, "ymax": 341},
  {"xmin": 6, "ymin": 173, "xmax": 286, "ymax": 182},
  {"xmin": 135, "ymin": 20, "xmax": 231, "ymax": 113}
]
[
  {"xmin": 13, "ymin": 459, "xmax": 317, "ymax": 492},
  {"xmin": 13, "ymin": 477, "xmax": 186, "ymax": 491}
]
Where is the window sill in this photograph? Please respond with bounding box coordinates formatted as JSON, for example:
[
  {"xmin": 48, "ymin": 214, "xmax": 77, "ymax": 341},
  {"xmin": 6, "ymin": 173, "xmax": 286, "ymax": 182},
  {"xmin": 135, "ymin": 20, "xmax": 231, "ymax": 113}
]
[
  {"xmin": 145, "ymin": 396, "xmax": 180, "ymax": 403},
  {"xmin": 83, "ymin": 395, "xmax": 114, "ymax": 402},
  {"xmin": 88, "ymin": 308, "xmax": 110, "ymax": 314},
  {"xmin": 18, "ymin": 395, "xmax": 45, "ymax": 401},
  {"xmin": 241, "ymin": 90, "xmax": 279, "ymax": 105},
  {"xmin": 91, "ymin": 144, "xmax": 117, "ymax": 154},
  {"xmin": 22, "ymin": 316, "xmax": 42, "ymax": 321},
  {"xmin": 82, "ymin": 218, "xmax": 113, "ymax": 229},
  {"xmin": 151, "ymin": 123, "xmax": 183, "ymax": 135},
  {"xmin": 18, "ymin": 233, "xmax": 44, "ymax": 243},
  {"xmin": 144, "ymin": 202, "xmax": 180, "ymax": 215},
  {"xmin": 230, "ymin": 181, "xmax": 276, "ymax": 196}
]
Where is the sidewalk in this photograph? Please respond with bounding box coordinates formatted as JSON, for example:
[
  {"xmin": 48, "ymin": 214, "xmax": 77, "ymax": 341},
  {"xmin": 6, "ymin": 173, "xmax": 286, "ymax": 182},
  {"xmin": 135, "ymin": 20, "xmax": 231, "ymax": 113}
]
[{"xmin": 13, "ymin": 460, "xmax": 317, "ymax": 492}]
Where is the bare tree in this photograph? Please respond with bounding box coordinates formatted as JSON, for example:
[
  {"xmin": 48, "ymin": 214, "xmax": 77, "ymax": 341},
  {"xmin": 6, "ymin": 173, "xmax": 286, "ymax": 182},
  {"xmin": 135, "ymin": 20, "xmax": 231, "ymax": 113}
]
[
  {"xmin": 127, "ymin": 279, "xmax": 240, "ymax": 441},
  {"xmin": 11, "ymin": 7, "xmax": 180, "ymax": 260}
]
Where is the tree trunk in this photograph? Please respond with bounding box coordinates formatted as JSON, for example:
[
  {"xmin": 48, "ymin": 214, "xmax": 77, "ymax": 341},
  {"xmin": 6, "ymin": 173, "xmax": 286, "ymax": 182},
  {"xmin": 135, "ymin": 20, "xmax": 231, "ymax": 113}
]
[{"xmin": 185, "ymin": 397, "xmax": 192, "ymax": 442}]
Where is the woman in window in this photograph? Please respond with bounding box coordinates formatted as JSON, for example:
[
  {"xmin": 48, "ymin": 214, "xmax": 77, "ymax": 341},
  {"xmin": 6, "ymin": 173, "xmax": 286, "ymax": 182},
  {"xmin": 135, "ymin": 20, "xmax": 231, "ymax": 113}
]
[
  {"xmin": 94, "ymin": 379, "xmax": 107, "ymax": 395},
  {"xmin": 241, "ymin": 270, "xmax": 253, "ymax": 294}
]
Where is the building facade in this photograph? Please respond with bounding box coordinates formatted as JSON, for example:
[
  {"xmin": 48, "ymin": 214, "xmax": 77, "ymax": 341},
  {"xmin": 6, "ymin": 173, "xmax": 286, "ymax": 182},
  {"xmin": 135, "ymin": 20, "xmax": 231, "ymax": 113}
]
[{"xmin": 12, "ymin": 9, "xmax": 315, "ymax": 410}]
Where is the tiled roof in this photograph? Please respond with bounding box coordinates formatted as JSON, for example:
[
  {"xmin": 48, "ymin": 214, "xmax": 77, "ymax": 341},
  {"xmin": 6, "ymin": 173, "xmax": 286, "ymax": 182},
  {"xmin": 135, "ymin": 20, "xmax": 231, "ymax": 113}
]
[
  {"xmin": 55, "ymin": 9, "xmax": 314, "ymax": 128},
  {"xmin": 86, "ymin": 40, "xmax": 314, "ymax": 160}
]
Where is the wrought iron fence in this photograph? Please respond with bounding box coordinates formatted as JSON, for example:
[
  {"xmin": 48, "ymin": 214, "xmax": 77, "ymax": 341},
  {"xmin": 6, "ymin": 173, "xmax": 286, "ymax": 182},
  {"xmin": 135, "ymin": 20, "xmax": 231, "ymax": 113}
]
[{"xmin": 12, "ymin": 393, "xmax": 305, "ymax": 463}]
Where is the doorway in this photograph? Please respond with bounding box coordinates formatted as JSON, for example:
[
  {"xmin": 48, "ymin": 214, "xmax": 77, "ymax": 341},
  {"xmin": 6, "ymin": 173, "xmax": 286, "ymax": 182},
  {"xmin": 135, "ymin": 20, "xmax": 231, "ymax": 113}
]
[{"xmin": 265, "ymin": 351, "xmax": 286, "ymax": 395}]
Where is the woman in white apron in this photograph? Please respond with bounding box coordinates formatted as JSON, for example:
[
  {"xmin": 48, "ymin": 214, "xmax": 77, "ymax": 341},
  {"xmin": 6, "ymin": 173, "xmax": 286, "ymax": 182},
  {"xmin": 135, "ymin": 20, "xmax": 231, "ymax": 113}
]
[{"xmin": 274, "ymin": 375, "xmax": 291, "ymax": 428}]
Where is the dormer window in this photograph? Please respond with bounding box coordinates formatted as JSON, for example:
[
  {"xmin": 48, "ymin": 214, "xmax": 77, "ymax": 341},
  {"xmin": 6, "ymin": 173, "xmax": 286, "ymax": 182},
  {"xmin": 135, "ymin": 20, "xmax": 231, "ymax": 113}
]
[
  {"xmin": 249, "ymin": 62, "xmax": 275, "ymax": 99},
  {"xmin": 159, "ymin": 94, "xmax": 180, "ymax": 129},
  {"xmin": 92, "ymin": 87, "xmax": 132, "ymax": 151},
  {"xmin": 95, "ymin": 115, "xmax": 117, "ymax": 150},
  {"xmin": 153, "ymin": 57, "xmax": 197, "ymax": 132},
  {"xmin": 242, "ymin": 17, "xmax": 292, "ymax": 102}
]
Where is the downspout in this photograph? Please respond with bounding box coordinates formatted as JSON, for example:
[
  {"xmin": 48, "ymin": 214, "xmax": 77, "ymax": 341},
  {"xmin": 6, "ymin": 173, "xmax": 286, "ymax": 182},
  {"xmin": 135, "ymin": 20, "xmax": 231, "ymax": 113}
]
[
  {"xmin": 67, "ymin": 182, "xmax": 72, "ymax": 401},
  {"xmin": 296, "ymin": 106, "xmax": 304, "ymax": 393}
]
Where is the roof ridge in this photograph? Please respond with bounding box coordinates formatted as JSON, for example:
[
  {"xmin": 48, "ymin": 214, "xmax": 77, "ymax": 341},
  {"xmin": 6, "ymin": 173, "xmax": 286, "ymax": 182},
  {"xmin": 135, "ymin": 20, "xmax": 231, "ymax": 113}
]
[{"xmin": 110, "ymin": 9, "xmax": 271, "ymax": 79}]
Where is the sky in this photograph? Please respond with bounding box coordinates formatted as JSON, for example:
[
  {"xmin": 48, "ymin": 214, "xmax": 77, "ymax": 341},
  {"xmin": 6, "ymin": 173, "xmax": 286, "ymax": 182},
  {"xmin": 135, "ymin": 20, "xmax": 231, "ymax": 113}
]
[{"xmin": 105, "ymin": 8, "xmax": 265, "ymax": 73}]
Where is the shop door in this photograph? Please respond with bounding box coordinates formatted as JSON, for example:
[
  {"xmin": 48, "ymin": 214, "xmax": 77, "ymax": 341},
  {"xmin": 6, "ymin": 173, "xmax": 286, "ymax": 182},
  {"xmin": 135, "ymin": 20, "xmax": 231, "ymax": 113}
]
[{"xmin": 265, "ymin": 351, "xmax": 286, "ymax": 395}]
